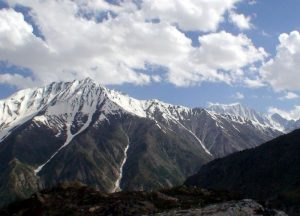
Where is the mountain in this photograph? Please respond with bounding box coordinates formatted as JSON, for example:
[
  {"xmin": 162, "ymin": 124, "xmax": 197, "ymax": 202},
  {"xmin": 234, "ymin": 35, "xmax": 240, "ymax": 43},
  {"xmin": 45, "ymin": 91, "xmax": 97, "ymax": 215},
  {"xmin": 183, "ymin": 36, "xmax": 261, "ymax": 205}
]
[
  {"xmin": 0, "ymin": 78, "xmax": 294, "ymax": 206},
  {"xmin": 0, "ymin": 183, "xmax": 287, "ymax": 216},
  {"xmin": 185, "ymin": 129, "xmax": 300, "ymax": 215}
]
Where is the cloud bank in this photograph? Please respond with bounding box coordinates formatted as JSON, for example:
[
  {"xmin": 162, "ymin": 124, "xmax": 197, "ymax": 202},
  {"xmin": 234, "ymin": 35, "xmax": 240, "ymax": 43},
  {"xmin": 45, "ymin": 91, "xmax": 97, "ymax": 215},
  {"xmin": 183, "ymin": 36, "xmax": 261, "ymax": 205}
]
[{"xmin": 0, "ymin": 0, "xmax": 268, "ymax": 88}]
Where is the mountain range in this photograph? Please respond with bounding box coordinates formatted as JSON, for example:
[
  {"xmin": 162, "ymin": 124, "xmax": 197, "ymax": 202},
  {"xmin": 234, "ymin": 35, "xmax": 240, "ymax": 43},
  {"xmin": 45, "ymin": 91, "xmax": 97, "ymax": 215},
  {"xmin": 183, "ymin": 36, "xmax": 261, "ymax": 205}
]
[{"xmin": 0, "ymin": 78, "xmax": 299, "ymax": 206}]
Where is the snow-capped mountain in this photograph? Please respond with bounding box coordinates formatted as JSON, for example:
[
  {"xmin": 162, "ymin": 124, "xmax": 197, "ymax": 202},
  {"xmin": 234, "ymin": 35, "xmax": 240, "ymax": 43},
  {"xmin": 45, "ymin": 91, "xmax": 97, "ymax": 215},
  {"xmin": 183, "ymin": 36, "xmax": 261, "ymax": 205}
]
[
  {"xmin": 207, "ymin": 103, "xmax": 265, "ymax": 122},
  {"xmin": 0, "ymin": 78, "xmax": 296, "ymax": 207}
]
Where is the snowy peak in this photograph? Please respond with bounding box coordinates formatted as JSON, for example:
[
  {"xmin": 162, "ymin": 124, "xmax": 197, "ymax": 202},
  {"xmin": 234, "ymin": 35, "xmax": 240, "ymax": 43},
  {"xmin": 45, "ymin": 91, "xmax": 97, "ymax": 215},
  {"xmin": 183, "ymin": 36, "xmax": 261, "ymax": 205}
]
[
  {"xmin": 0, "ymin": 79, "xmax": 108, "ymax": 141},
  {"xmin": 207, "ymin": 103, "xmax": 266, "ymax": 125},
  {"xmin": 104, "ymin": 86, "xmax": 192, "ymax": 122},
  {"xmin": 206, "ymin": 102, "xmax": 300, "ymax": 133},
  {"xmin": 0, "ymin": 81, "xmax": 68, "ymax": 140},
  {"xmin": 208, "ymin": 103, "xmax": 258, "ymax": 119}
]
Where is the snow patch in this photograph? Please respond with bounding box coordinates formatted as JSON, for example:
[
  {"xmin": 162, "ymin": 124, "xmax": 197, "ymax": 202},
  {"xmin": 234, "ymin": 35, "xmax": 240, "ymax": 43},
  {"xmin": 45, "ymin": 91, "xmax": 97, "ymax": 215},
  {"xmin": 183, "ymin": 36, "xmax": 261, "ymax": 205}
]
[{"xmin": 113, "ymin": 140, "xmax": 130, "ymax": 192}]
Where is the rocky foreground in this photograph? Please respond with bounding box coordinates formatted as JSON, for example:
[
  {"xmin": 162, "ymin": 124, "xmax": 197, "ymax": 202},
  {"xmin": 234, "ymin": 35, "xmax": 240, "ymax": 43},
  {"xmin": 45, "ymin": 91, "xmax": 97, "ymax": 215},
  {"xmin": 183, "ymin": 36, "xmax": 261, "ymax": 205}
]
[
  {"xmin": 153, "ymin": 200, "xmax": 287, "ymax": 216},
  {"xmin": 0, "ymin": 182, "xmax": 286, "ymax": 216}
]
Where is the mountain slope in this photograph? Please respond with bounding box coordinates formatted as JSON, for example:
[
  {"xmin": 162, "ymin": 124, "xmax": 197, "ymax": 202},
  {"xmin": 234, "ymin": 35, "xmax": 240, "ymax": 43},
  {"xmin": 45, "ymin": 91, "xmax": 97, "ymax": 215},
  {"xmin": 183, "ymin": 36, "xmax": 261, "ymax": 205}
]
[{"xmin": 185, "ymin": 129, "xmax": 300, "ymax": 215}]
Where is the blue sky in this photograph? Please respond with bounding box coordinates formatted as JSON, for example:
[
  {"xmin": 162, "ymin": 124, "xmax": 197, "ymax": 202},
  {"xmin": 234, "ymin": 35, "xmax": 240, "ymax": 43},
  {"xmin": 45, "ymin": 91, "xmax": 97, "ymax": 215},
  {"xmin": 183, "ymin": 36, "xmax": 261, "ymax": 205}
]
[{"xmin": 0, "ymin": 0, "xmax": 300, "ymax": 117}]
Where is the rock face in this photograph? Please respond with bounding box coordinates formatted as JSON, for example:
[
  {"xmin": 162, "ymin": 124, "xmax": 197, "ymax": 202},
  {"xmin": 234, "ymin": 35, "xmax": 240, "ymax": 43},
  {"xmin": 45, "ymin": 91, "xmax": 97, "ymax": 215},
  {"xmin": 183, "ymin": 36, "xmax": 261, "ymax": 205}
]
[
  {"xmin": 0, "ymin": 183, "xmax": 286, "ymax": 216},
  {"xmin": 0, "ymin": 78, "xmax": 295, "ymax": 206},
  {"xmin": 154, "ymin": 199, "xmax": 287, "ymax": 216},
  {"xmin": 185, "ymin": 129, "xmax": 300, "ymax": 216}
]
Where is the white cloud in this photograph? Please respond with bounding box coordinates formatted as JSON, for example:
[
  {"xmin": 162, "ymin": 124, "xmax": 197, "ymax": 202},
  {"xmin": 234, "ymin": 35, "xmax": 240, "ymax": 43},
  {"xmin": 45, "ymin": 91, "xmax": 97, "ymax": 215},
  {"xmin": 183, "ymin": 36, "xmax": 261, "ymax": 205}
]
[
  {"xmin": 197, "ymin": 31, "xmax": 265, "ymax": 71},
  {"xmin": 244, "ymin": 77, "xmax": 266, "ymax": 88},
  {"xmin": 0, "ymin": 73, "xmax": 36, "ymax": 89},
  {"xmin": 167, "ymin": 31, "xmax": 266, "ymax": 86},
  {"xmin": 142, "ymin": 0, "xmax": 240, "ymax": 32},
  {"xmin": 279, "ymin": 91, "xmax": 299, "ymax": 100},
  {"xmin": 268, "ymin": 106, "xmax": 300, "ymax": 120},
  {"xmin": 229, "ymin": 10, "xmax": 252, "ymax": 30},
  {"xmin": 232, "ymin": 92, "xmax": 245, "ymax": 99},
  {"xmin": 0, "ymin": 9, "xmax": 34, "ymax": 48},
  {"xmin": 0, "ymin": 0, "xmax": 265, "ymax": 88},
  {"xmin": 261, "ymin": 31, "xmax": 300, "ymax": 91}
]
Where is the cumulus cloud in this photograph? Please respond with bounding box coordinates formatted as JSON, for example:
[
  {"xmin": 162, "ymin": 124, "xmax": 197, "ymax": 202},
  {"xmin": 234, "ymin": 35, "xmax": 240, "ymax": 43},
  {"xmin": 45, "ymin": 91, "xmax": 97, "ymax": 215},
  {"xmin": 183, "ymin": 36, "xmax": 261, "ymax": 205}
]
[
  {"xmin": 261, "ymin": 31, "xmax": 300, "ymax": 91},
  {"xmin": 196, "ymin": 31, "xmax": 265, "ymax": 72},
  {"xmin": 166, "ymin": 31, "xmax": 266, "ymax": 86},
  {"xmin": 229, "ymin": 11, "xmax": 252, "ymax": 30},
  {"xmin": 141, "ymin": 0, "xmax": 240, "ymax": 32},
  {"xmin": 279, "ymin": 92, "xmax": 299, "ymax": 100},
  {"xmin": 0, "ymin": 0, "xmax": 266, "ymax": 88},
  {"xmin": 268, "ymin": 106, "xmax": 300, "ymax": 120}
]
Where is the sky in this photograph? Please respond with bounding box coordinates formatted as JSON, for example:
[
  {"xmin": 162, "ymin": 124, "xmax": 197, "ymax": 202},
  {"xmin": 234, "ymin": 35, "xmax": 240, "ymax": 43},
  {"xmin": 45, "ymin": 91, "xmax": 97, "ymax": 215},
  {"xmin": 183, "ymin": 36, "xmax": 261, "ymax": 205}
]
[{"xmin": 0, "ymin": 0, "xmax": 300, "ymax": 119}]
